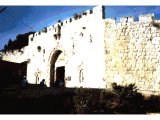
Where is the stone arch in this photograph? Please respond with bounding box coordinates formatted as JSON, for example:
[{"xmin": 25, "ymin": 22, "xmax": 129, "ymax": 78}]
[{"xmin": 48, "ymin": 49, "xmax": 64, "ymax": 87}]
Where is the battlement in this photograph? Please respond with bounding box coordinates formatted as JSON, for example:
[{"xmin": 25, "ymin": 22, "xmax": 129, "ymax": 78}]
[
  {"xmin": 29, "ymin": 6, "xmax": 104, "ymax": 41},
  {"xmin": 105, "ymin": 13, "xmax": 158, "ymax": 25},
  {"xmin": 120, "ymin": 16, "xmax": 135, "ymax": 23},
  {"xmin": 105, "ymin": 18, "xmax": 116, "ymax": 24},
  {"xmin": 139, "ymin": 13, "xmax": 154, "ymax": 23}
]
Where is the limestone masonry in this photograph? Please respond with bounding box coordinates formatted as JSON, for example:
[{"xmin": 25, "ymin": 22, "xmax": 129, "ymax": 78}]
[{"xmin": 1, "ymin": 6, "xmax": 160, "ymax": 94}]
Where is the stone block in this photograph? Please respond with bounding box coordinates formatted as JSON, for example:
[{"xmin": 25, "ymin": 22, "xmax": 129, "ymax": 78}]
[{"xmin": 139, "ymin": 13, "xmax": 154, "ymax": 23}]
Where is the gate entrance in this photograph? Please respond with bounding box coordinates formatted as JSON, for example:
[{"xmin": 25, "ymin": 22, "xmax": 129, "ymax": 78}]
[
  {"xmin": 56, "ymin": 66, "xmax": 65, "ymax": 81},
  {"xmin": 55, "ymin": 66, "xmax": 65, "ymax": 87},
  {"xmin": 49, "ymin": 50, "xmax": 62, "ymax": 87}
]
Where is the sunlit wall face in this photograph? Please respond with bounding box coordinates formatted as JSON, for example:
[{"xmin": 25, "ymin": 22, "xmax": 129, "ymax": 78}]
[
  {"xmin": 24, "ymin": 6, "xmax": 106, "ymax": 88},
  {"xmin": 0, "ymin": 6, "xmax": 106, "ymax": 88}
]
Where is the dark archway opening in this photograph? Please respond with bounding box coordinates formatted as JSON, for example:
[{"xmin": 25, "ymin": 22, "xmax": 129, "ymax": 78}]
[
  {"xmin": 50, "ymin": 50, "xmax": 65, "ymax": 87},
  {"xmin": 54, "ymin": 66, "xmax": 65, "ymax": 87}
]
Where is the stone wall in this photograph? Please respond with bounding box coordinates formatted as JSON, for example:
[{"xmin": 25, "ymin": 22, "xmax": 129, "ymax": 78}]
[
  {"xmin": 105, "ymin": 13, "xmax": 160, "ymax": 94},
  {"xmin": 0, "ymin": 46, "xmax": 29, "ymax": 63},
  {"xmin": 2, "ymin": 6, "xmax": 160, "ymax": 94},
  {"xmin": 24, "ymin": 5, "xmax": 106, "ymax": 88}
]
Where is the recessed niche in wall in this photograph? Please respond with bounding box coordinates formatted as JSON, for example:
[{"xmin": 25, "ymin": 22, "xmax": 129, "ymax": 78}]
[{"xmin": 37, "ymin": 46, "xmax": 41, "ymax": 52}]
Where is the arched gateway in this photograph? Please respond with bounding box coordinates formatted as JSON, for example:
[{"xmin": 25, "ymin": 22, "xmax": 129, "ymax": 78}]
[{"xmin": 48, "ymin": 50, "xmax": 65, "ymax": 87}]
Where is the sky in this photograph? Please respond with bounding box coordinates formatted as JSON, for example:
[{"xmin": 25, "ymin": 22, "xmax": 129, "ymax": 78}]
[{"xmin": 1, "ymin": 6, "xmax": 160, "ymax": 50}]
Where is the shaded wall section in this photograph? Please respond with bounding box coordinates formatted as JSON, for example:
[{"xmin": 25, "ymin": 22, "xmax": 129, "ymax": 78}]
[{"xmin": 0, "ymin": 60, "xmax": 27, "ymax": 88}]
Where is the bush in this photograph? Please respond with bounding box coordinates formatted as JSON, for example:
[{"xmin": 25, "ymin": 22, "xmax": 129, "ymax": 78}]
[
  {"xmin": 73, "ymin": 88, "xmax": 102, "ymax": 114},
  {"xmin": 72, "ymin": 83, "xmax": 145, "ymax": 114},
  {"xmin": 111, "ymin": 83, "xmax": 145, "ymax": 114},
  {"xmin": 73, "ymin": 88, "xmax": 116, "ymax": 114},
  {"xmin": 98, "ymin": 90, "xmax": 115, "ymax": 113}
]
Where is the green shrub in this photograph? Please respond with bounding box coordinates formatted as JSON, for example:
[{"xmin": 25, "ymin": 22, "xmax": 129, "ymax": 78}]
[
  {"xmin": 73, "ymin": 88, "xmax": 116, "ymax": 114},
  {"xmin": 73, "ymin": 88, "xmax": 102, "ymax": 114},
  {"xmin": 112, "ymin": 83, "xmax": 137, "ymax": 100},
  {"xmin": 111, "ymin": 83, "xmax": 145, "ymax": 114},
  {"xmin": 98, "ymin": 90, "xmax": 115, "ymax": 113},
  {"xmin": 72, "ymin": 83, "xmax": 145, "ymax": 114}
]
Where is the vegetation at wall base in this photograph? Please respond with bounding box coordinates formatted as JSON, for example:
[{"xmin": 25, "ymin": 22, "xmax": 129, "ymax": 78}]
[
  {"xmin": 0, "ymin": 83, "xmax": 160, "ymax": 114},
  {"xmin": 72, "ymin": 83, "xmax": 145, "ymax": 114}
]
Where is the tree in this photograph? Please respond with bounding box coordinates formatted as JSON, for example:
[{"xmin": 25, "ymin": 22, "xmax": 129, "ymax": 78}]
[
  {"xmin": 3, "ymin": 44, "xmax": 7, "ymax": 50},
  {"xmin": 8, "ymin": 39, "xmax": 12, "ymax": 46},
  {"xmin": 1, "ymin": 31, "xmax": 35, "ymax": 51}
]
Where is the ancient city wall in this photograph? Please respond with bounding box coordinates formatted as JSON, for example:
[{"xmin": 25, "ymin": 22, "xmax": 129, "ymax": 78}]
[
  {"xmin": 1, "ymin": 6, "xmax": 160, "ymax": 94},
  {"xmin": 26, "ymin": 6, "xmax": 106, "ymax": 87},
  {"xmin": 0, "ymin": 46, "xmax": 29, "ymax": 63},
  {"xmin": 105, "ymin": 13, "xmax": 160, "ymax": 94}
]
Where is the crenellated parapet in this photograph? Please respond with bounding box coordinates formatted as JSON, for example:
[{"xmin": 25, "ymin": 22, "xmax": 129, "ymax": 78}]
[
  {"xmin": 105, "ymin": 13, "xmax": 159, "ymax": 26},
  {"xmin": 104, "ymin": 13, "xmax": 160, "ymax": 41},
  {"xmin": 120, "ymin": 16, "xmax": 135, "ymax": 23},
  {"xmin": 139, "ymin": 13, "xmax": 154, "ymax": 23},
  {"xmin": 28, "ymin": 6, "xmax": 105, "ymax": 43}
]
